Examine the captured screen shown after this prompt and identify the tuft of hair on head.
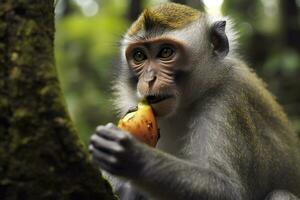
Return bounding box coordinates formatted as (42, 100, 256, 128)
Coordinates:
(127, 3, 202, 36)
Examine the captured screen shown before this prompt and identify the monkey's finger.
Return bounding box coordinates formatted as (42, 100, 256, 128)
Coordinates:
(105, 122, 119, 130)
(89, 145, 121, 175)
(95, 123, 119, 132)
(92, 158, 120, 175)
(89, 144, 118, 165)
(90, 134, 124, 153)
(95, 125, 130, 141)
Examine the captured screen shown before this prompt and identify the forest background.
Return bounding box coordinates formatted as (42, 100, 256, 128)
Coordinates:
(55, 0, 300, 145)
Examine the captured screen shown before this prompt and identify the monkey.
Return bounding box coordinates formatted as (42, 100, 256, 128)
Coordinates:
(89, 3, 300, 200)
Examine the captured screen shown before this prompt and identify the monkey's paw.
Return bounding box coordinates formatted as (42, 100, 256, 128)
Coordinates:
(89, 123, 147, 178)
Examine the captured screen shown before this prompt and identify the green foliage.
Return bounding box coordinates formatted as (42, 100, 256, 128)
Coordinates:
(264, 49, 300, 74)
(55, 1, 128, 144)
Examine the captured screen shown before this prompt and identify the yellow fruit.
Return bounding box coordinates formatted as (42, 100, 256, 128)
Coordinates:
(118, 101, 159, 147)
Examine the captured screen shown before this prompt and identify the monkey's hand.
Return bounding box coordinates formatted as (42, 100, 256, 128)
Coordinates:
(89, 123, 148, 178)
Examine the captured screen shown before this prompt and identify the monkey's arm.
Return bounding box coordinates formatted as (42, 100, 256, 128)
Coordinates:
(89, 123, 245, 200)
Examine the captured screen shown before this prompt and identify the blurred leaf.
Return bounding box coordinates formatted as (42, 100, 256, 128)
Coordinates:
(55, 3, 128, 144)
(264, 49, 300, 74)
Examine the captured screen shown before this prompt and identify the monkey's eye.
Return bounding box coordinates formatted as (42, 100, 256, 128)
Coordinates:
(133, 50, 147, 63)
(158, 47, 174, 59)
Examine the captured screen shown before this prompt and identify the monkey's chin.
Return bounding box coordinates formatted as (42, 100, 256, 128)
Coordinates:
(150, 97, 177, 118)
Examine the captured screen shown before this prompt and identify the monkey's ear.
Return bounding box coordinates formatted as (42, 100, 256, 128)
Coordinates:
(210, 21, 229, 58)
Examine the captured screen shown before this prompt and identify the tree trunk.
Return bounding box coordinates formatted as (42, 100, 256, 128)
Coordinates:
(127, 0, 142, 22)
(171, 0, 204, 12)
(0, 0, 116, 199)
(279, 0, 300, 51)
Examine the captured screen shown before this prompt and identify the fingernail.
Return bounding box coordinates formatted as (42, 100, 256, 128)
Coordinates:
(96, 125, 104, 132)
(88, 144, 93, 152)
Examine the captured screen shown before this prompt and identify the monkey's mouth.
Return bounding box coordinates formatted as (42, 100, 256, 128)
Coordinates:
(146, 94, 173, 104)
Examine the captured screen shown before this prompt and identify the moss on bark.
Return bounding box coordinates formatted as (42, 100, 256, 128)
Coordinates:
(0, 0, 116, 199)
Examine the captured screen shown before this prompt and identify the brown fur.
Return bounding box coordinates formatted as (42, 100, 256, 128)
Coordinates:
(127, 3, 201, 36)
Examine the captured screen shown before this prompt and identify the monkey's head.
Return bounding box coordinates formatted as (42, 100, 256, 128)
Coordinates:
(114, 3, 234, 118)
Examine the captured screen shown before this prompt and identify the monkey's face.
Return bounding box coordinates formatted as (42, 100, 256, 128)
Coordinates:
(117, 3, 231, 118)
(125, 38, 188, 117)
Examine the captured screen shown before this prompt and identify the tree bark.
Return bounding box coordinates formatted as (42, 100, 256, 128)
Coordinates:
(279, 0, 300, 51)
(171, 0, 204, 12)
(171, 0, 187, 4)
(127, 0, 142, 22)
(0, 0, 116, 199)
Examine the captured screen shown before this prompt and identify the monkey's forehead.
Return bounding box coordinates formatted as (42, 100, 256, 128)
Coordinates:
(127, 3, 202, 37)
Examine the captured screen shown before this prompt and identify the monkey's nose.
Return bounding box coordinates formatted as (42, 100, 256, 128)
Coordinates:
(147, 76, 157, 88)
(143, 70, 157, 87)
